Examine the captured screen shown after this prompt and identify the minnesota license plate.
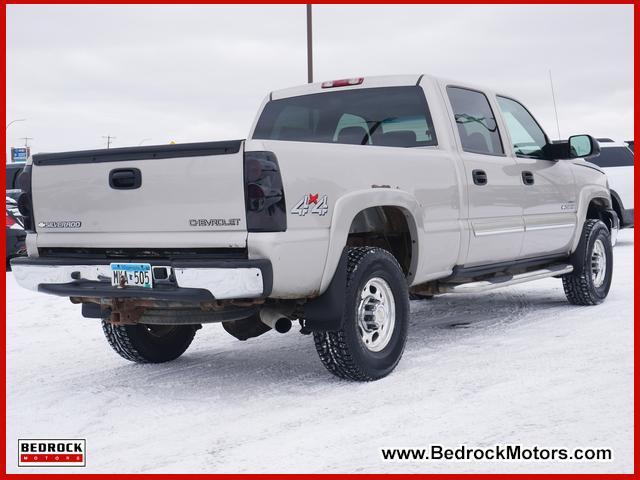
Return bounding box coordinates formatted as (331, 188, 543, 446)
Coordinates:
(110, 263, 153, 288)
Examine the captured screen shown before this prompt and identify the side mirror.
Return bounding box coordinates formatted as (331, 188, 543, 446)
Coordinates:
(568, 135, 600, 159)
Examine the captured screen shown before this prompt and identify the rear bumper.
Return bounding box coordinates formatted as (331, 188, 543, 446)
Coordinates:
(10, 256, 272, 301)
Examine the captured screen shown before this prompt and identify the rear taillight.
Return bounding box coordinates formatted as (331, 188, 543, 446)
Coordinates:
(6, 213, 16, 227)
(16, 165, 34, 231)
(243, 151, 286, 232)
(321, 77, 363, 88)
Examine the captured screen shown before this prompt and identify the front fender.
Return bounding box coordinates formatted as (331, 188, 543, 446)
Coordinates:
(318, 188, 423, 294)
(570, 186, 612, 252)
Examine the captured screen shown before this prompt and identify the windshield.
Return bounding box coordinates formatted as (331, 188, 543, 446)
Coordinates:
(253, 86, 437, 148)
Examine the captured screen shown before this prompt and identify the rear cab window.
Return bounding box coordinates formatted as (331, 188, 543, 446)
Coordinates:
(446, 86, 504, 156)
(253, 86, 437, 148)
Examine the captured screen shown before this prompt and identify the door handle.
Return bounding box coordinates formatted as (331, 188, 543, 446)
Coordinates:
(522, 171, 535, 186)
(109, 168, 142, 190)
(472, 169, 488, 186)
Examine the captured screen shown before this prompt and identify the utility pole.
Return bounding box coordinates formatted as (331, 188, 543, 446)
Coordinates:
(102, 135, 116, 149)
(306, 4, 313, 83)
(20, 137, 33, 147)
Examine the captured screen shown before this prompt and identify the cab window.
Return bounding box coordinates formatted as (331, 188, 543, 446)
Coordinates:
(447, 87, 504, 156)
(253, 86, 438, 148)
(497, 96, 548, 159)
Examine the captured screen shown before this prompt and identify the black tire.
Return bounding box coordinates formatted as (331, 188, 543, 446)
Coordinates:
(102, 322, 197, 363)
(562, 219, 613, 305)
(313, 247, 409, 381)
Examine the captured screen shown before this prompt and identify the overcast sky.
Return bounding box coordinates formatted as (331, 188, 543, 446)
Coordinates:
(6, 4, 634, 157)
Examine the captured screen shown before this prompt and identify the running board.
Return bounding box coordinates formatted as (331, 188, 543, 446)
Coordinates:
(439, 263, 573, 294)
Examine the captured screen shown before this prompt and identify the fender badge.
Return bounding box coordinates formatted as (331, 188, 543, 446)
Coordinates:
(291, 193, 328, 216)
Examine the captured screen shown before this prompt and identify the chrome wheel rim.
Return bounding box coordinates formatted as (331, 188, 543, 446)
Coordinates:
(591, 239, 607, 288)
(356, 277, 395, 352)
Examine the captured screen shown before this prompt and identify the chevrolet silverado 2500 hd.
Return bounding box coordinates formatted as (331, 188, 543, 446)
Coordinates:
(12, 74, 618, 381)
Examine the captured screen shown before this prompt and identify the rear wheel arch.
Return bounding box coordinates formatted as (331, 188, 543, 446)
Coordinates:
(346, 205, 418, 278)
(318, 190, 423, 295)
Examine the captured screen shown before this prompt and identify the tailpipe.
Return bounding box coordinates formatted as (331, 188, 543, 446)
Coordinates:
(259, 308, 292, 334)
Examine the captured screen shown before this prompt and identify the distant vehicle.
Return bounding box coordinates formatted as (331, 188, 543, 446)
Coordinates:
(590, 141, 634, 228)
(6, 163, 25, 190)
(626, 140, 634, 152)
(6, 197, 26, 270)
(6, 163, 25, 203)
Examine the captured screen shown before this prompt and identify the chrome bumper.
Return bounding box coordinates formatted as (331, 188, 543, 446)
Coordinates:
(10, 257, 272, 300)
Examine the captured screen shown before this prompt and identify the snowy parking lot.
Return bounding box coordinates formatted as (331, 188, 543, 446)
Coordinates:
(6, 230, 633, 474)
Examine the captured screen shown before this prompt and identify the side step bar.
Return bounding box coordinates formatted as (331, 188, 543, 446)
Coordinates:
(439, 263, 573, 294)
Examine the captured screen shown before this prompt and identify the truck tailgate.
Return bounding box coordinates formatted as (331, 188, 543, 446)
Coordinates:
(30, 141, 247, 248)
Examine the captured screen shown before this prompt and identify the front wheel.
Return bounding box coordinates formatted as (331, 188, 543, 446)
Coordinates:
(102, 322, 198, 363)
(313, 247, 409, 381)
(562, 219, 613, 305)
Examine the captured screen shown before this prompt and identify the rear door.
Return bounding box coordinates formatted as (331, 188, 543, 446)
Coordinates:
(445, 86, 524, 266)
(496, 96, 577, 257)
(31, 141, 248, 248)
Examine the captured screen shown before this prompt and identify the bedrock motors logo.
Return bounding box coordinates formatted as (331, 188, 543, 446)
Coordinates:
(18, 439, 86, 467)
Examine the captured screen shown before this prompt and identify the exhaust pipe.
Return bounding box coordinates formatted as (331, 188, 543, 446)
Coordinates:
(259, 308, 292, 334)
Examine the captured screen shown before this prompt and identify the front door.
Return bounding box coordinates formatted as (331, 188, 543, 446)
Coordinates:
(496, 96, 577, 258)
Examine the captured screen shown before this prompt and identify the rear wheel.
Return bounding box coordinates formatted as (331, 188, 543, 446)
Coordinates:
(102, 322, 198, 363)
(313, 247, 409, 381)
(562, 219, 613, 305)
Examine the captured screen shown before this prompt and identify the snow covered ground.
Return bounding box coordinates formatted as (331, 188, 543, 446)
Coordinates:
(6, 230, 634, 474)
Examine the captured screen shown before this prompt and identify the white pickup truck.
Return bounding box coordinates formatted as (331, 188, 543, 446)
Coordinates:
(12, 74, 618, 381)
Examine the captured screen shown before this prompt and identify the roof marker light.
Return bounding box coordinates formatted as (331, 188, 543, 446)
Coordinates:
(321, 77, 364, 88)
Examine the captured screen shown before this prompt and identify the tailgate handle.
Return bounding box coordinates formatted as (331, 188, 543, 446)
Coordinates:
(109, 168, 141, 190)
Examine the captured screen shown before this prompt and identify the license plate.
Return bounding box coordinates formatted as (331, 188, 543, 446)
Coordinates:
(110, 263, 153, 288)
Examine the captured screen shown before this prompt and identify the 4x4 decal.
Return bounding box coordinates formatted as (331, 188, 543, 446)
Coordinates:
(291, 193, 328, 216)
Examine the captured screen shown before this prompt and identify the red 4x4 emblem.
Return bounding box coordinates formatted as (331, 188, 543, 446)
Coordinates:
(291, 193, 328, 216)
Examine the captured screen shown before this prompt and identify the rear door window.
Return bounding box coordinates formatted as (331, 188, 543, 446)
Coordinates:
(253, 86, 437, 148)
(447, 87, 504, 156)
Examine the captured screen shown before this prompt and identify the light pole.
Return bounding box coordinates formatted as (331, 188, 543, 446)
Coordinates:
(138, 138, 151, 146)
(6, 118, 26, 131)
(307, 5, 313, 83)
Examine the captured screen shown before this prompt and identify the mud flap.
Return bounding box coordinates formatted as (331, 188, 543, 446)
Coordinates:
(303, 247, 349, 332)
